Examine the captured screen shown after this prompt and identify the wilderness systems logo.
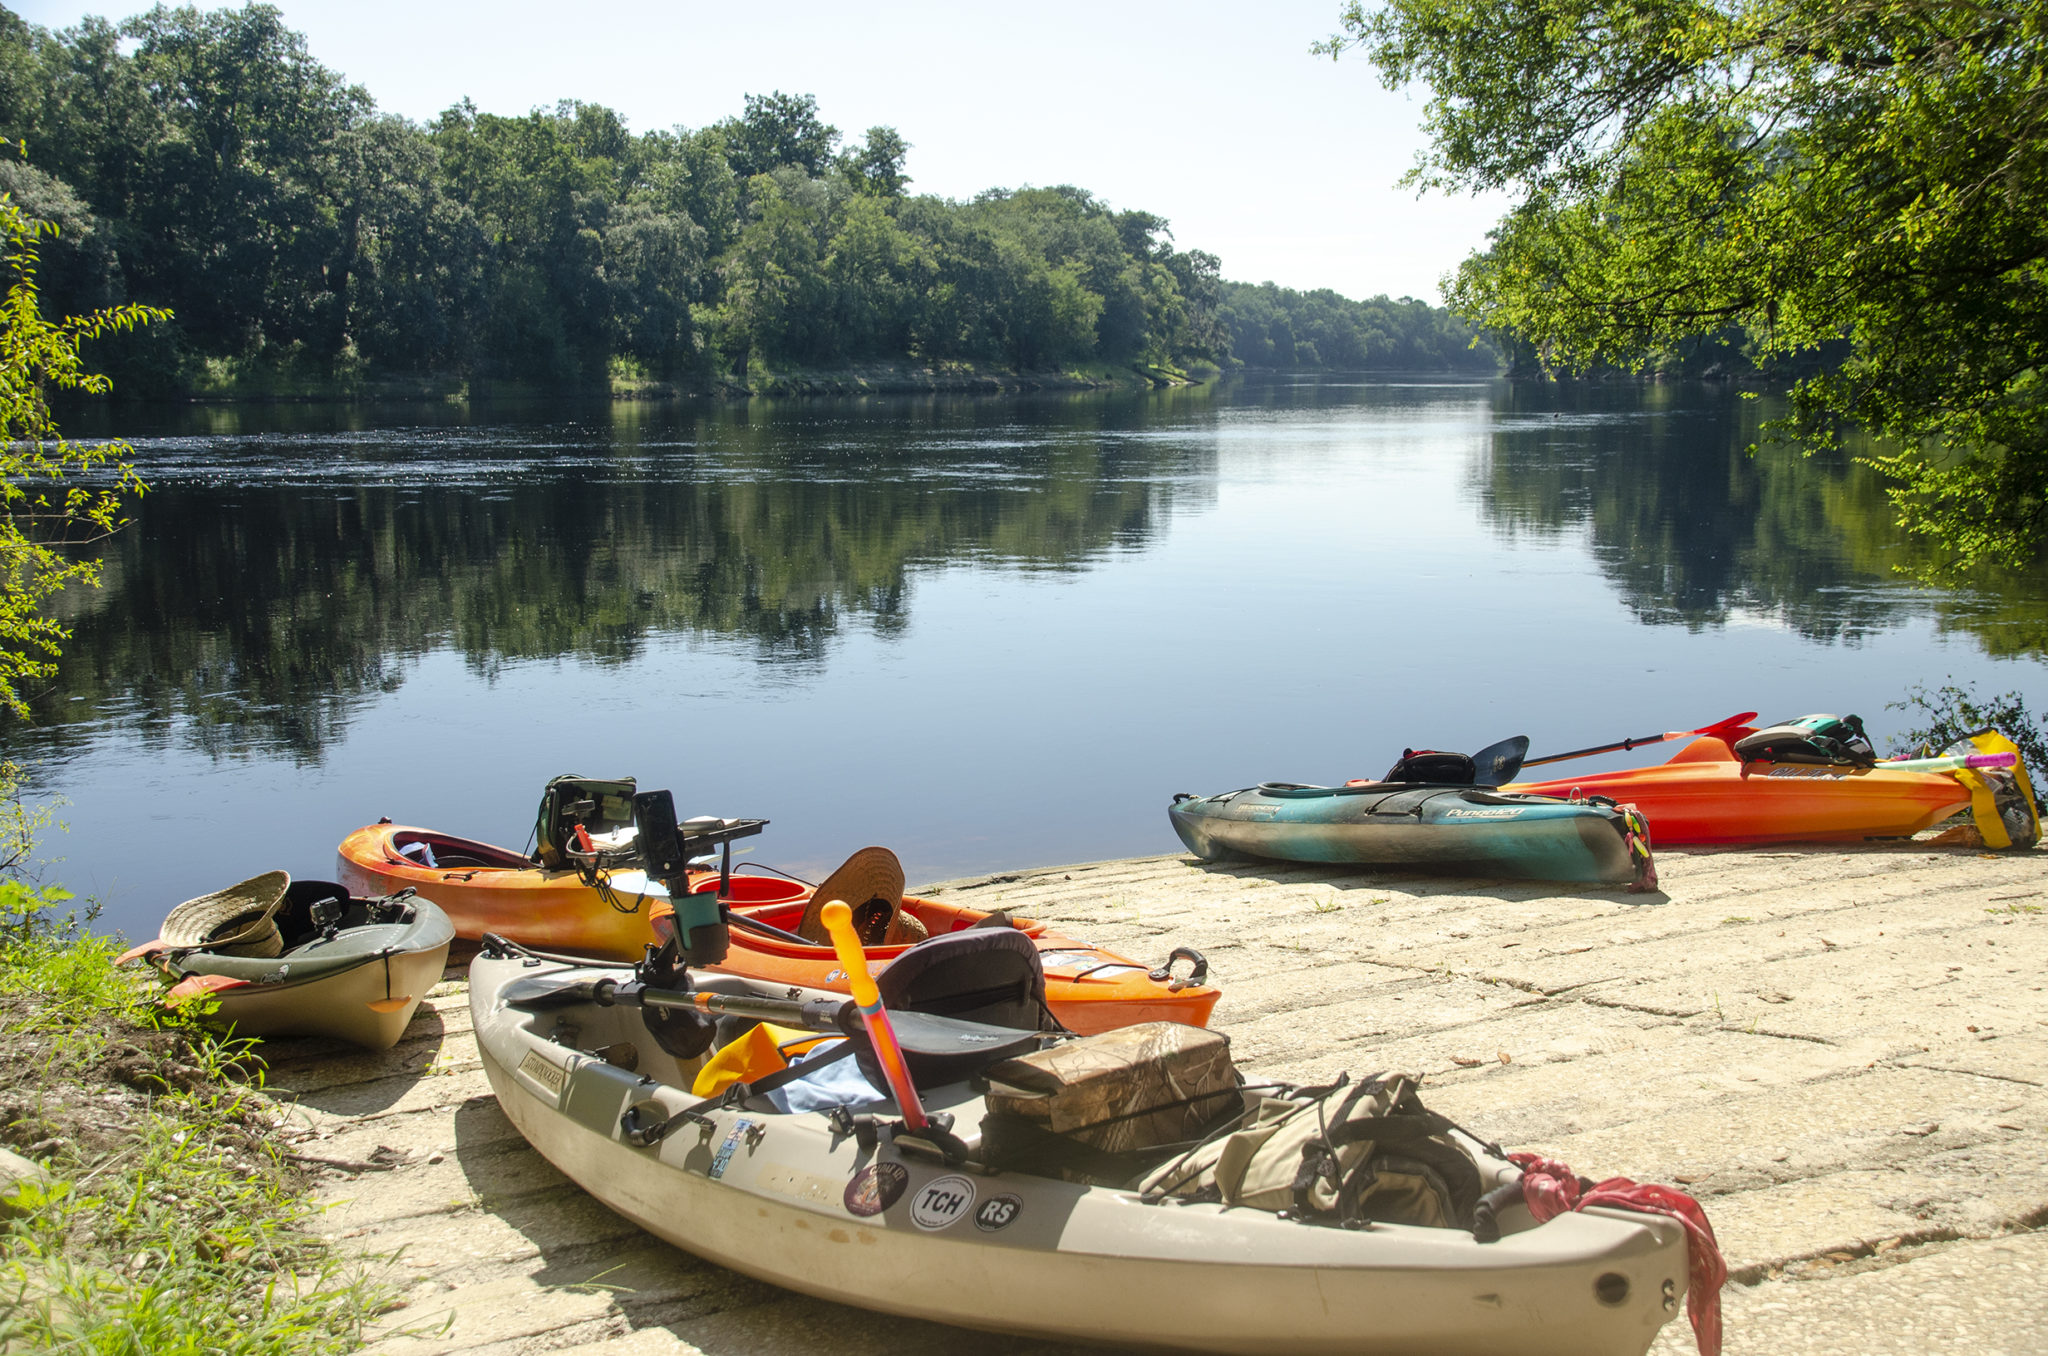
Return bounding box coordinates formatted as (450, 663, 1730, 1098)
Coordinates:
(1443, 808, 1523, 820)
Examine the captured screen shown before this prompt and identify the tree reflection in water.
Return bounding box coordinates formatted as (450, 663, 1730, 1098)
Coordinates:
(28, 389, 1221, 762)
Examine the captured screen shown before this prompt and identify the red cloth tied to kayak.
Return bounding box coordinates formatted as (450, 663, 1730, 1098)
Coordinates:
(1509, 1153, 1726, 1356)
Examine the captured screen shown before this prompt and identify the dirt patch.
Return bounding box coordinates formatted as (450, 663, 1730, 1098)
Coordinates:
(0, 991, 284, 1176)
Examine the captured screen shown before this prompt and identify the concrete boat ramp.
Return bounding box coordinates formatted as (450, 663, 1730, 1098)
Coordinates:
(261, 843, 2048, 1355)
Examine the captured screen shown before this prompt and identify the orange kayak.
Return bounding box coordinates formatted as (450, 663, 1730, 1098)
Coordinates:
(334, 821, 1219, 1032)
(336, 821, 664, 960)
(1507, 730, 1987, 845)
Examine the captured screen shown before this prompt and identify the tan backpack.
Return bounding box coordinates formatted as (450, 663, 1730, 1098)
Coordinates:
(1138, 1073, 1487, 1230)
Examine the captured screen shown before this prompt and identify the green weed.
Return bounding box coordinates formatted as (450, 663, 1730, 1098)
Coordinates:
(0, 888, 395, 1354)
(1985, 902, 2041, 915)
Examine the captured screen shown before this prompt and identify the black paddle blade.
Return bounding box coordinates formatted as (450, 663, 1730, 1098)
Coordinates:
(1471, 735, 1530, 787)
(882, 1009, 1045, 1061)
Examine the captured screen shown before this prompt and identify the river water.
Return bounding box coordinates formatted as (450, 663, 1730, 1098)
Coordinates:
(14, 377, 2046, 939)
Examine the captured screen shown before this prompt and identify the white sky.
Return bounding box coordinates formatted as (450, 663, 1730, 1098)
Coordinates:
(12, 0, 1512, 303)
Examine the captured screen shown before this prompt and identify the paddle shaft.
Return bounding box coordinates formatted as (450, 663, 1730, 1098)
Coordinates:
(571, 977, 849, 1029)
(1878, 751, 2017, 773)
(1522, 712, 1759, 770)
(820, 900, 930, 1132)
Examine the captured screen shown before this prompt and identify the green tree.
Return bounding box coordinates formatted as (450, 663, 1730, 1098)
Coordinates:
(0, 186, 162, 717)
(720, 91, 839, 179)
(1328, 0, 2048, 569)
(842, 125, 911, 197)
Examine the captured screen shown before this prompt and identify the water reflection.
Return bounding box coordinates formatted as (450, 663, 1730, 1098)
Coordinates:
(15, 379, 2047, 777)
(30, 389, 1221, 762)
(1471, 382, 2048, 648)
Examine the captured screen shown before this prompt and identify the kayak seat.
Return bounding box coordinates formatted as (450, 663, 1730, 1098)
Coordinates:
(863, 930, 1066, 1085)
(877, 928, 1062, 1035)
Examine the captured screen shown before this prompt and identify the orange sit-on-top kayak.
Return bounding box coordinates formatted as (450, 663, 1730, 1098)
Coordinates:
(335, 819, 1218, 1033)
(1508, 724, 2038, 847)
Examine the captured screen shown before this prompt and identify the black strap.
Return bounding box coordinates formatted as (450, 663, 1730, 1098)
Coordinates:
(624, 1039, 862, 1147)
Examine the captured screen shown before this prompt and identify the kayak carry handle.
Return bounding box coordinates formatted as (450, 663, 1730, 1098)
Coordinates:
(1149, 946, 1209, 990)
(1470, 1180, 1525, 1243)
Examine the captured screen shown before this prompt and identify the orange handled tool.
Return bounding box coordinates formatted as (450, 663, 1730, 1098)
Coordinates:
(820, 900, 929, 1131)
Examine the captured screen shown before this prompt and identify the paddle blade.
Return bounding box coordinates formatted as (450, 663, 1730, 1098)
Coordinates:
(1471, 736, 1530, 787)
(885, 1009, 1044, 1061)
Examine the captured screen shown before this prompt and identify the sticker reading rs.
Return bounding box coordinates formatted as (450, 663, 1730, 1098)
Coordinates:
(974, 1193, 1023, 1232)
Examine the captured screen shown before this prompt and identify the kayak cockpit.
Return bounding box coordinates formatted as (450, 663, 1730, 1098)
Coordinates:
(384, 829, 535, 872)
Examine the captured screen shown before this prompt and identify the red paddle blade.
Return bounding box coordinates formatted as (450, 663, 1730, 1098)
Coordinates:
(1686, 712, 1758, 740)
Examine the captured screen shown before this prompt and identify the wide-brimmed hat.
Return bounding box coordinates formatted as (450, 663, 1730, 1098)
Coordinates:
(797, 847, 926, 947)
(160, 870, 291, 958)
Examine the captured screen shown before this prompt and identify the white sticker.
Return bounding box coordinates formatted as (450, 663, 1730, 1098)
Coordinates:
(909, 1173, 977, 1231)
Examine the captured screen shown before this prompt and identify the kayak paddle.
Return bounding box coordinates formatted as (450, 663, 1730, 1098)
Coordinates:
(1521, 712, 1759, 771)
(1471, 735, 1531, 786)
(820, 899, 931, 1132)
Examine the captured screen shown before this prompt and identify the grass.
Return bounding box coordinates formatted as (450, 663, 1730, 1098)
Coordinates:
(0, 880, 394, 1354)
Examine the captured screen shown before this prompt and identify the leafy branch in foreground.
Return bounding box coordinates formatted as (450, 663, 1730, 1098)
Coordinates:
(0, 176, 163, 717)
(1322, 0, 2048, 572)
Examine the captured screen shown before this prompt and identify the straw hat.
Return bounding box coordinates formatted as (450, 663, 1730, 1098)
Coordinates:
(798, 847, 927, 947)
(160, 871, 291, 958)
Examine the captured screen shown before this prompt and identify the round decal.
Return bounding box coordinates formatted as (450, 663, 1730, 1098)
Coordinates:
(909, 1173, 978, 1231)
(973, 1192, 1023, 1232)
(843, 1162, 909, 1219)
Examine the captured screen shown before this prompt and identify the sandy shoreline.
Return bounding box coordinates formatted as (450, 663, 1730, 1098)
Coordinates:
(262, 841, 2048, 1354)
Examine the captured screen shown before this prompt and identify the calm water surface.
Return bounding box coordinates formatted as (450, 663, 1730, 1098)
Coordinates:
(16, 377, 2047, 939)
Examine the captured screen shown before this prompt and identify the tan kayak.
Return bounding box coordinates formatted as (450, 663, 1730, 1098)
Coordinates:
(123, 879, 453, 1050)
(470, 947, 1692, 1355)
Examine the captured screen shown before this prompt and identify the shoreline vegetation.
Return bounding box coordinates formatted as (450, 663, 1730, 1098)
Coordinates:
(0, 5, 1499, 410)
(0, 881, 390, 1352)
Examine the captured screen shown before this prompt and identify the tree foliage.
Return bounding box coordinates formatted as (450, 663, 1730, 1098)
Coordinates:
(0, 181, 160, 718)
(0, 3, 1484, 395)
(1217, 280, 1498, 371)
(1328, 0, 2048, 569)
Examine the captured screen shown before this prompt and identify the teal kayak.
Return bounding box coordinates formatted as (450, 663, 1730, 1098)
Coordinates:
(1169, 783, 1656, 889)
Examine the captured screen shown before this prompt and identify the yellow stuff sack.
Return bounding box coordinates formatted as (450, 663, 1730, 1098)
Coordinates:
(690, 1022, 831, 1098)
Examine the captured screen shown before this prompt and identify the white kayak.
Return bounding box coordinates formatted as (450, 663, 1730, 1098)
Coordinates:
(470, 949, 1690, 1356)
(124, 881, 454, 1050)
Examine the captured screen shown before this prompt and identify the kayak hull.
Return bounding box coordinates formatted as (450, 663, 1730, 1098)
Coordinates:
(339, 823, 1218, 1030)
(1170, 785, 1645, 886)
(1510, 735, 1977, 845)
(471, 953, 1688, 1356)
